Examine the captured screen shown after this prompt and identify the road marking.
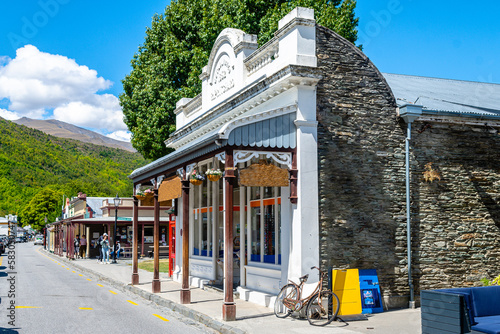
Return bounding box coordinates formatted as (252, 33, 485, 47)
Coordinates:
(72, 271, 76, 273)
(109, 290, 117, 295)
(86, 278, 92, 281)
(0, 256, 3, 266)
(79, 274, 83, 276)
(16, 306, 41, 309)
(79, 307, 93, 310)
(153, 314, 169, 322)
(127, 300, 138, 305)
(97, 284, 103, 287)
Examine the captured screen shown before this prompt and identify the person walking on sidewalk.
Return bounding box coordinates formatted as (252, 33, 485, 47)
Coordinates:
(101, 233, 110, 264)
(96, 234, 103, 263)
(79, 235, 87, 259)
(73, 235, 80, 259)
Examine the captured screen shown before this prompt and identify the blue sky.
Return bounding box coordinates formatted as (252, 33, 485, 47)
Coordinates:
(0, 1, 498, 141)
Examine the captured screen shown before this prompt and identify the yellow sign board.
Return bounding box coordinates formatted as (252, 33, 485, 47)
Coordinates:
(331, 268, 362, 315)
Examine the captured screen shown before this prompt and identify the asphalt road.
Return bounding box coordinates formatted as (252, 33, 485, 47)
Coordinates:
(0, 242, 214, 334)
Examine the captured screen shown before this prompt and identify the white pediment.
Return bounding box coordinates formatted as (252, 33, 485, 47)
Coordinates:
(200, 28, 258, 111)
(209, 53, 235, 101)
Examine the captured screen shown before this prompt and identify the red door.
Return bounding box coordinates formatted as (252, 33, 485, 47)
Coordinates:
(169, 214, 176, 277)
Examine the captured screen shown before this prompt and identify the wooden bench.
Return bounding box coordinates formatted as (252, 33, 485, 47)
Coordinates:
(148, 245, 169, 258)
(121, 246, 132, 258)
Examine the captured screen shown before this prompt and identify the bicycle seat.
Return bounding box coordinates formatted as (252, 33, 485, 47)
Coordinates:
(299, 274, 309, 283)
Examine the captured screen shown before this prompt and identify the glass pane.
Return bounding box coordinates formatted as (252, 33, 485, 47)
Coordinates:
(193, 183, 200, 208)
(218, 210, 224, 258)
(201, 212, 208, 256)
(193, 212, 199, 256)
(250, 206, 261, 262)
(263, 204, 275, 264)
(219, 179, 224, 204)
(263, 187, 273, 199)
(234, 187, 240, 204)
(208, 210, 213, 257)
(201, 165, 208, 207)
(251, 187, 260, 200)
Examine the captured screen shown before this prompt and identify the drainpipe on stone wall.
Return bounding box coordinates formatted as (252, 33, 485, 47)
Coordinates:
(399, 104, 422, 309)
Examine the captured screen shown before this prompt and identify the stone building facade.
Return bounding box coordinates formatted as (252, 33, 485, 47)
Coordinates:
(314, 22, 500, 308)
(129, 6, 500, 313)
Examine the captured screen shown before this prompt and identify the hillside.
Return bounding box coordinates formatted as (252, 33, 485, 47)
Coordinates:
(0, 118, 148, 222)
(13, 117, 136, 152)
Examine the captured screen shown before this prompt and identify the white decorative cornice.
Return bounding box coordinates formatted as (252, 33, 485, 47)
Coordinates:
(174, 95, 202, 117)
(165, 67, 321, 150)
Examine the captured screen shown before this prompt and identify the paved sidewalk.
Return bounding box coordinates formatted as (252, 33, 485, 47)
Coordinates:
(43, 250, 421, 334)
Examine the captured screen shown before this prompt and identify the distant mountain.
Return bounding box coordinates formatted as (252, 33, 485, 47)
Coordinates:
(13, 117, 136, 152)
(0, 117, 148, 218)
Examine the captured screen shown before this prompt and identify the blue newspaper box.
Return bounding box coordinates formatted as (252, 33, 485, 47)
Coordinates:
(358, 269, 383, 314)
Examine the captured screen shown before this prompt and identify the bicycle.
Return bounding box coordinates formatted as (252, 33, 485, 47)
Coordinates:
(274, 266, 340, 326)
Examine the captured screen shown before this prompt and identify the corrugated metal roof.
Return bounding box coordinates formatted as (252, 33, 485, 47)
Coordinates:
(383, 73, 500, 117)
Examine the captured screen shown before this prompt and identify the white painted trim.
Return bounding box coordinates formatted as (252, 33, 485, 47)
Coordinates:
(294, 119, 318, 128)
(215, 152, 226, 164)
(234, 151, 292, 169)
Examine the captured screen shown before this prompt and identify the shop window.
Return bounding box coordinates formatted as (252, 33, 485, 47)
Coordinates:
(192, 161, 217, 258)
(249, 186, 281, 265)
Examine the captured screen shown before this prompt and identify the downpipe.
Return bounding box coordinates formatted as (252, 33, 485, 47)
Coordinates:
(406, 122, 415, 309)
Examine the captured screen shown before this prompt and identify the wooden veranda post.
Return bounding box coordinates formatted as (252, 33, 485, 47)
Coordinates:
(132, 195, 139, 285)
(223, 149, 236, 321)
(152, 187, 161, 293)
(180, 174, 191, 304)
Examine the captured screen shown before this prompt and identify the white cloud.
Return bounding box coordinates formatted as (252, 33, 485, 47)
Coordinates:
(107, 130, 132, 142)
(0, 56, 10, 67)
(0, 108, 19, 120)
(53, 94, 127, 132)
(0, 45, 127, 133)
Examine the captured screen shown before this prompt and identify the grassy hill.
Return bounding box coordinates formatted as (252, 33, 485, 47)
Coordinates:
(0, 118, 149, 228)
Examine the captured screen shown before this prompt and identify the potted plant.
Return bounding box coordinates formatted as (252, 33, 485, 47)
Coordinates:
(136, 187, 154, 200)
(190, 170, 205, 186)
(205, 168, 223, 182)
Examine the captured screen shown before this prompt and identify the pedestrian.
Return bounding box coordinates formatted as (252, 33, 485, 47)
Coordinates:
(110, 240, 122, 260)
(79, 235, 87, 259)
(101, 233, 110, 264)
(96, 234, 103, 263)
(73, 234, 80, 259)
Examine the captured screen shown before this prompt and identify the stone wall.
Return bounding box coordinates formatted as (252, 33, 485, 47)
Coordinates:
(315, 24, 500, 309)
(412, 120, 500, 292)
(315, 25, 407, 307)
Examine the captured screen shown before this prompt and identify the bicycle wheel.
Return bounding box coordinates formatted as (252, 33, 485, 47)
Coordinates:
(306, 290, 340, 326)
(274, 283, 299, 318)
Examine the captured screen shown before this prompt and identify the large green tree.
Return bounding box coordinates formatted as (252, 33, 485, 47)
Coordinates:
(120, 0, 359, 160)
